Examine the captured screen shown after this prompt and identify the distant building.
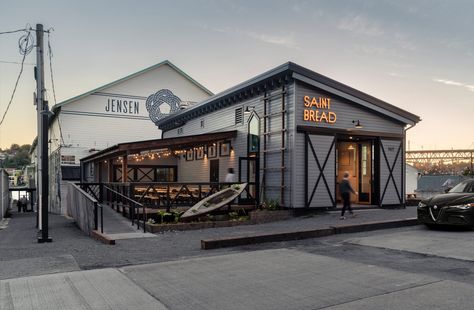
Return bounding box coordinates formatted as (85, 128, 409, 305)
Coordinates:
(415, 175, 468, 199)
(31, 60, 212, 214)
(405, 164, 420, 196)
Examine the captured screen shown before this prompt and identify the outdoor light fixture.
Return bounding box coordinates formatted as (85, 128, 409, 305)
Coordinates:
(348, 144, 355, 151)
(244, 106, 255, 114)
(352, 120, 363, 129)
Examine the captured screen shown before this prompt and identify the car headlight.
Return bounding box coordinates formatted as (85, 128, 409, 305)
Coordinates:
(450, 203, 474, 210)
(418, 202, 427, 208)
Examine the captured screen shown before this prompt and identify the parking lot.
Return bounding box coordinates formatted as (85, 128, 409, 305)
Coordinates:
(2, 222, 473, 309)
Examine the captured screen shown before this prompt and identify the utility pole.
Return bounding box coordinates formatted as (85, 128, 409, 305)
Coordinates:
(35, 23, 52, 243)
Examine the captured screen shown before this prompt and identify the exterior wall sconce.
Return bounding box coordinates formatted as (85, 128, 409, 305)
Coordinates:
(352, 120, 363, 129)
(244, 106, 255, 114)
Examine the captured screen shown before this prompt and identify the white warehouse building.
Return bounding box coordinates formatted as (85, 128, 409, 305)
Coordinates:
(31, 60, 212, 214)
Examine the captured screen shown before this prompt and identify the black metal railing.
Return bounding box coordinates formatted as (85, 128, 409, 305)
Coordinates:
(102, 184, 146, 233)
(78, 181, 256, 232)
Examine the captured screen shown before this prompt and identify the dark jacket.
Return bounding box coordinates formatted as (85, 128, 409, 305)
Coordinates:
(339, 178, 355, 195)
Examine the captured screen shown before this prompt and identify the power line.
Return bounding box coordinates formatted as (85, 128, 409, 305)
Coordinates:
(0, 60, 35, 65)
(0, 31, 32, 127)
(47, 30, 65, 146)
(0, 28, 27, 35)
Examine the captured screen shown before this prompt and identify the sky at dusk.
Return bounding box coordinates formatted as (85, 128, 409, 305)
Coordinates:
(0, 0, 473, 150)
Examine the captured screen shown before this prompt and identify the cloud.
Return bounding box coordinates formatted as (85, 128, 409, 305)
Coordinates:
(388, 72, 406, 78)
(337, 14, 384, 36)
(201, 25, 300, 49)
(433, 78, 474, 92)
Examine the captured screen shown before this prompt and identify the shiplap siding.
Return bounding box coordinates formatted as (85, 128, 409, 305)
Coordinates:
(163, 84, 295, 207)
(380, 139, 403, 206)
(295, 82, 405, 134)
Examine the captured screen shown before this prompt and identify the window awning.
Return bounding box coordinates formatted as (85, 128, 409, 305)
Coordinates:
(81, 130, 237, 163)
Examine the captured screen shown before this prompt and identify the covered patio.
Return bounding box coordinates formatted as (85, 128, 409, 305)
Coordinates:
(79, 130, 257, 215)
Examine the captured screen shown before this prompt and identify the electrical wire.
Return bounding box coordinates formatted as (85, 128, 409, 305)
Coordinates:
(0, 29, 27, 35)
(47, 29, 65, 146)
(0, 30, 32, 128)
(0, 60, 35, 65)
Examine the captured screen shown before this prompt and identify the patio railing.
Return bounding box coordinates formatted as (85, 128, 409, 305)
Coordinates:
(78, 181, 256, 232)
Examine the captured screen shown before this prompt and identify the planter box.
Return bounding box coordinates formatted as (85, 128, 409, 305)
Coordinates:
(145, 219, 253, 233)
(249, 210, 292, 223)
(144, 209, 294, 233)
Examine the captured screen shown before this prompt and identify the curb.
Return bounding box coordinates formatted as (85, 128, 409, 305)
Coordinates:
(91, 230, 116, 245)
(201, 218, 419, 250)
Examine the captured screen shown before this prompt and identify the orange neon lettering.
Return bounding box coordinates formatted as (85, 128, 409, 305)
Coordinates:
(320, 98, 327, 109)
(304, 96, 311, 107)
(328, 112, 337, 123)
(320, 111, 328, 123)
(303, 109, 310, 120)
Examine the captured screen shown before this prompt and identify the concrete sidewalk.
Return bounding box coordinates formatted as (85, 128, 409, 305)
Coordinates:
(2, 248, 473, 310)
(0, 207, 418, 279)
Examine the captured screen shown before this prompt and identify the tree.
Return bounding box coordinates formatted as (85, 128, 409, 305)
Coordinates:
(0, 144, 31, 169)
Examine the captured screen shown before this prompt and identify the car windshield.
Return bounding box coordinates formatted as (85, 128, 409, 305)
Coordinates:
(449, 181, 473, 193)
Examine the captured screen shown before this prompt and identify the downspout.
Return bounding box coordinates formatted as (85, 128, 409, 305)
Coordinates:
(403, 123, 417, 206)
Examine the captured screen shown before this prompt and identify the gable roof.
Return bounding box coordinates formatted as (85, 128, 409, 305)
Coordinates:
(51, 60, 213, 112)
(157, 62, 421, 131)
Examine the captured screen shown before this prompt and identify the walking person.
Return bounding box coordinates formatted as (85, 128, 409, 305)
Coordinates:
(225, 167, 236, 183)
(340, 171, 358, 220)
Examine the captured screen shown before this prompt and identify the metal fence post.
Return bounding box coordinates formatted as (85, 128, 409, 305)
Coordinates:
(94, 202, 98, 231)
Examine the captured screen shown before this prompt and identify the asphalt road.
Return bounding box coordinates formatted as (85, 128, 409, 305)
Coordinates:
(1, 217, 473, 309)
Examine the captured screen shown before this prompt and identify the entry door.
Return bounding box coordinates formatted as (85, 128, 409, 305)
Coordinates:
(337, 142, 358, 203)
(238, 157, 259, 205)
(358, 141, 372, 204)
(305, 133, 336, 208)
(210, 159, 219, 183)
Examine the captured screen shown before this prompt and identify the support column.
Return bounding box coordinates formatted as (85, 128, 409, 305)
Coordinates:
(122, 156, 128, 182)
(107, 160, 113, 182)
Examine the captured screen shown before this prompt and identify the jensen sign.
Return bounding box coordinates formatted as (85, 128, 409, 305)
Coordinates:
(105, 98, 140, 114)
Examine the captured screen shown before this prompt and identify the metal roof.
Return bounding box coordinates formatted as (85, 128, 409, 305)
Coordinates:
(157, 62, 421, 131)
(81, 130, 237, 163)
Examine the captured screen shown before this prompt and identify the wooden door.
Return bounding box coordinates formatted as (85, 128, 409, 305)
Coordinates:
(210, 159, 219, 183)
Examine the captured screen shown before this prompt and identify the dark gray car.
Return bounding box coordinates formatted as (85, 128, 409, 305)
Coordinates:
(417, 179, 474, 228)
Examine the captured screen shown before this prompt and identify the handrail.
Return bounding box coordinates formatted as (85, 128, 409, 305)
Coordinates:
(102, 184, 146, 232)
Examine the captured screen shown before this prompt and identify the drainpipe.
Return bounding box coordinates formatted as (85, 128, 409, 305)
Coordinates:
(404, 123, 417, 206)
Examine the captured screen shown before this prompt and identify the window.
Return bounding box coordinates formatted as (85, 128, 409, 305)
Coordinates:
(61, 155, 76, 165)
(235, 107, 243, 125)
(248, 114, 260, 154)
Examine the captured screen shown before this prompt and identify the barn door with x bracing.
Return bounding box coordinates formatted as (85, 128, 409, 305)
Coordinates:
(305, 133, 336, 208)
(379, 139, 403, 206)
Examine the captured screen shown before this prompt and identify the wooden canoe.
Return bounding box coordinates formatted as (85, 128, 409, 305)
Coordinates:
(181, 183, 248, 220)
